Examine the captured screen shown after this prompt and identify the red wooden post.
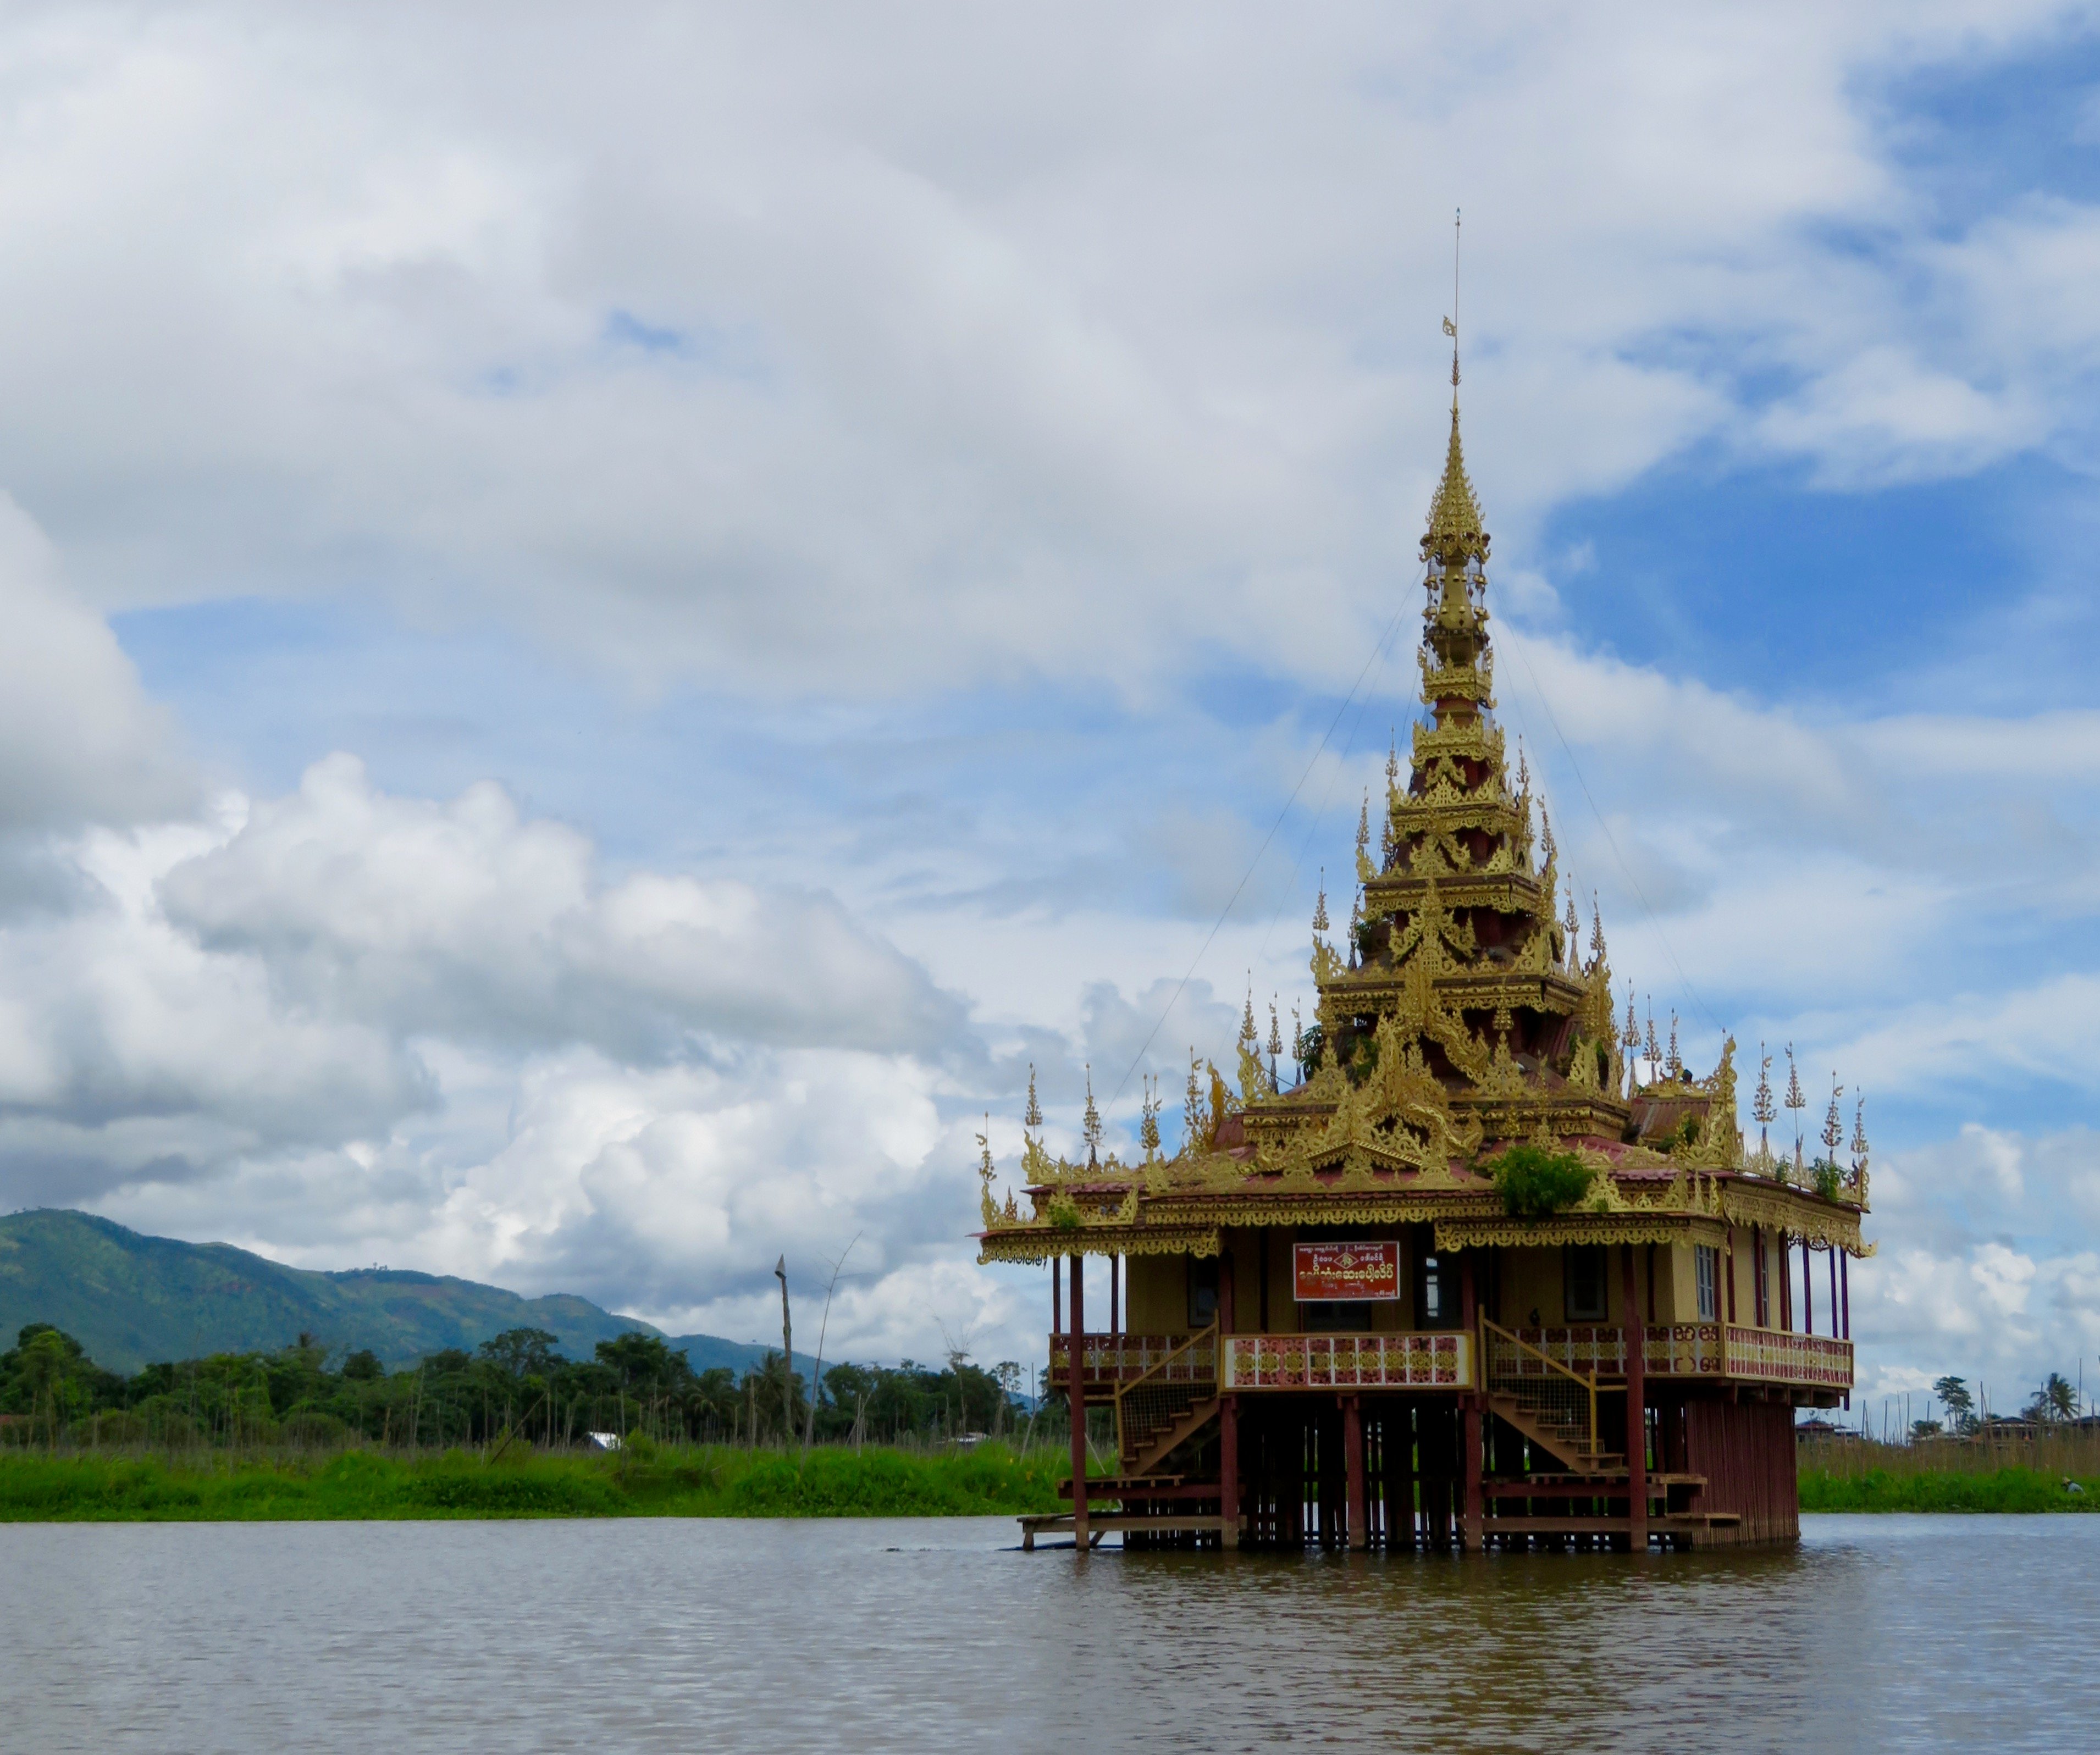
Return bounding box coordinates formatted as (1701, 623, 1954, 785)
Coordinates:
(1342, 1394, 1367, 1551)
(1780, 1233, 1793, 1331)
(1220, 1393, 1241, 1549)
(1802, 1239, 1814, 1335)
(1110, 1254, 1121, 1364)
(1460, 1250, 1482, 1549)
(1827, 1248, 1838, 1336)
(1068, 1252, 1088, 1552)
(1052, 1256, 1062, 1339)
(1622, 1244, 1647, 1553)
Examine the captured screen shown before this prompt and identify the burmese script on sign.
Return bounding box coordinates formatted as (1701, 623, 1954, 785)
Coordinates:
(1294, 1243, 1401, 1303)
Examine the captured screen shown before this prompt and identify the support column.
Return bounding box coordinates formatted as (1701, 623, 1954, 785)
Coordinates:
(1460, 1250, 1483, 1550)
(1220, 1393, 1241, 1549)
(1068, 1252, 1087, 1553)
(1622, 1244, 1647, 1553)
(1219, 1245, 1236, 1336)
(1840, 1252, 1851, 1339)
(1342, 1394, 1367, 1551)
(1110, 1254, 1121, 1358)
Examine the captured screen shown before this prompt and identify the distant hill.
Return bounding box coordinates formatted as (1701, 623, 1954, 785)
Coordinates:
(0, 1210, 778, 1378)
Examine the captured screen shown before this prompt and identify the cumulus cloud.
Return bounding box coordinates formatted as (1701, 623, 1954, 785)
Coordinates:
(0, 495, 189, 843)
(158, 754, 966, 1060)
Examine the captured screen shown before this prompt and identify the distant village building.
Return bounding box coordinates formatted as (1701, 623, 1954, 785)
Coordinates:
(979, 340, 1869, 1554)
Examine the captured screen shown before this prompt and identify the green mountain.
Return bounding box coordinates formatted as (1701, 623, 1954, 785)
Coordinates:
(0, 1209, 777, 1378)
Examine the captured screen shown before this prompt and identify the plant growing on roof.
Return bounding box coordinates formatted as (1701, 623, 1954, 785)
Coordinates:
(1486, 1143, 1595, 1218)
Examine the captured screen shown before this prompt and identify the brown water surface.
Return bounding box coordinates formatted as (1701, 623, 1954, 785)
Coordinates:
(3, 1514, 2092, 1751)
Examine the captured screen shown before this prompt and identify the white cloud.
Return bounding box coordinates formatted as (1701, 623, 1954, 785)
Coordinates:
(0, 2, 2087, 701)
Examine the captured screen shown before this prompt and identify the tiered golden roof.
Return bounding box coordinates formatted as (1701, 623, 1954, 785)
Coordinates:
(977, 361, 1869, 1265)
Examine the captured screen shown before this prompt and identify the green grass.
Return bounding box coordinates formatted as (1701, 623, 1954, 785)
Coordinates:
(1800, 1465, 2099, 1513)
(0, 1442, 1068, 1522)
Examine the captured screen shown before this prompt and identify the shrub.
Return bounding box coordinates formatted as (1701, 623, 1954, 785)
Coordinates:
(1488, 1144, 1595, 1217)
(280, 1411, 353, 1447)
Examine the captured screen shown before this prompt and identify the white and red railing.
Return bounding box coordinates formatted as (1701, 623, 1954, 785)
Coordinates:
(1051, 1324, 1850, 1392)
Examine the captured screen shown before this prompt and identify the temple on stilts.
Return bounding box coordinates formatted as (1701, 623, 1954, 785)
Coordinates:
(976, 330, 1871, 1555)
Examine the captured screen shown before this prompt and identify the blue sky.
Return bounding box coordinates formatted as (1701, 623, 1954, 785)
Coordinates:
(0, 2, 2097, 1409)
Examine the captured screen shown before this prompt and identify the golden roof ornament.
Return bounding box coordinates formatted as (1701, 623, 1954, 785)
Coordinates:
(1024, 1064, 1043, 1142)
(1753, 1044, 1776, 1161)
(1182, 1049, 1203, 1148)
(1311, 869, 1329, 934)
(1562, 888, 1580, 970)
(1643, 1004, 1661, 1075)
(1139, 1076, 1162, 1162)
(1667, 1012, 1682, 1079)
(1850, 1095, 1870, 1172)
(1784, 1045, 1806, 1179)
(1822, 1077, 1844, 1164)
(1081, 1065, 1103, 1167)
(1589, 895, 1606, 973)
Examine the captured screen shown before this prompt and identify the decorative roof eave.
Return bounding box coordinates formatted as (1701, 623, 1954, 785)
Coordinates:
(1436, 1213, 1730, 1252)
(976, 1225, 1219, 1264)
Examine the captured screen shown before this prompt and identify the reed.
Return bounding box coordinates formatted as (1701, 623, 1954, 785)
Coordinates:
(0, 1440, 1068, 1522)
(1800, 1430, 2100, 1512)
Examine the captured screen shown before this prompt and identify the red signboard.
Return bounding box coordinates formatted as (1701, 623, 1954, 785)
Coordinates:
(1294, 1242, 1401, 1302)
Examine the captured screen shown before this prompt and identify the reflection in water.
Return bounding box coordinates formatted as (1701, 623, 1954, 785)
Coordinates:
(3, 1514, 2093, 1752)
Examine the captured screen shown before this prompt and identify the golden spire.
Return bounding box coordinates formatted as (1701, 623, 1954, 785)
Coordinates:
(1081, 1064, 1103, 1166)
(1423, 214, 1488, 568)
(1312, 868, 1329, 934)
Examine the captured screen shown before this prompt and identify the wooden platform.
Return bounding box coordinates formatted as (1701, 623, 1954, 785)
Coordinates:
(1019, 1513, 1231, 1551)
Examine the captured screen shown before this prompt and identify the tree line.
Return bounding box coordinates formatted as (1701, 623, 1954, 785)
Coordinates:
(1910, 1371, 2085, 1438)
(0, 1324, 1031, 1451)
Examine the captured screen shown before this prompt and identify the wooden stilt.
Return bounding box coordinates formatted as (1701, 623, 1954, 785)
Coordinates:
(1460, 1250, 1483, 1549)
(1068, 1252, 1087, 1553)
(1623, 1244, 1647, 1553)
(1220, 1393, 1241, 1549)
(1342, 1394, 1367, 1551)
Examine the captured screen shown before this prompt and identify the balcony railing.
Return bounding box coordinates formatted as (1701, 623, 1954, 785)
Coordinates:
(1048, 1333, 1214, 1386)
(1723, 1326, 1854, 1388)
(1221, 1332, 1471, 1391)
(1047, 1324, 1851, 1392)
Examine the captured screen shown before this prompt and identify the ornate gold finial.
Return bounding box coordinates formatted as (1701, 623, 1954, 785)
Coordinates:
(1183, 1049, 1203, 1151)
(1139, 1076, 1162, 1162)
(1347, 890, 1363, 967)
(1643, 1002, 1661, 1076)
(1589, 893, 1605, 968)
(1267, 999, 1283, 1072)
(1622, 984, 1640, 1051)
(1081, 1064, 1103, 1167)
(1312, 868, 1330, 934)
(1355, 791, 1374, 883)
(1822, 1076, 1844, 1168)
(1239, 981, 1258, 1055)
(1784, 1046, 1806, 1180)
(977, 1118, 998, 1227)
(1024, 1064, 1043, 1142)
(1562, 887, 1580, 970)
(1753, 1044, 1776, 1163)
(1667, 1011, 1682, 1079)
(1291, 1001, 1303, 1069)
(1850, 1094, 1869, 1173)
(1516, 738, 1530, 799)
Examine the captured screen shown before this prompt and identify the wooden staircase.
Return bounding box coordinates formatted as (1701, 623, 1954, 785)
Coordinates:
(1481, 1319, 1623, 1478)
(1113, 1325, 1219, 1476)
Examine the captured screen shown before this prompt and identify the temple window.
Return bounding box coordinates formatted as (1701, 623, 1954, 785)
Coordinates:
(1565, 1244, 1607, 1322)
(1695, 1245, 1719, 1322)
(1187, 1256, 1219, 1328)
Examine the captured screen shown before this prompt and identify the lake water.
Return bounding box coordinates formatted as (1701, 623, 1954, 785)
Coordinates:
(3, 1514, 2094, 1752)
